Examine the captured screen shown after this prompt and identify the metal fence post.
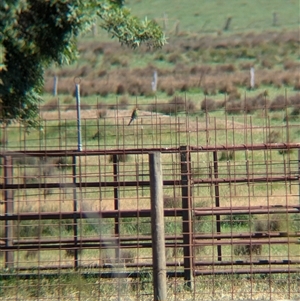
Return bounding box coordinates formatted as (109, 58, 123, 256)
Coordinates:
(213, 151, 222, 261)
(113, 154, 120, 260)
(180, 146, 194, 290)
(72, 155, 78, 268)
(149, 152, 167, 301)
(4, 156, 14, 268)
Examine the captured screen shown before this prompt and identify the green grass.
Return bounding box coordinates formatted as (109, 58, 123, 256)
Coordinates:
(126, 0, 299, 34)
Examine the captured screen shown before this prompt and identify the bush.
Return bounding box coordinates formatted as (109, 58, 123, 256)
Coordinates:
(266, 130, 281, 143)
(119, 96, 129, 109)
(222, 214, 251, 227)
(254, 214, 284, 232)
(225, 100, 242, 114)
(116, 84, 126, 95)
(269, 95, 288, 111)
(41, 98, 59, 111)
(98, 109, 107, 119)
(289, 93, 300, 106)
(200, 98, 216, 112)
(219, 150, 235, 161)
(234, 244, 262, 256)
(108, 154, 130, 163)
(163, 195, 181, 208)
(154, 96, 196, 115)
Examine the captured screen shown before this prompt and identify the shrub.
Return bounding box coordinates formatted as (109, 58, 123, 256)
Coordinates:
(228, 91, 241, 101)
(234, 244, 262, 256)
(254, 214, 284, 232)
(289, 93, 300, 106)
(65, 249, 83, 258)
(108, 154, 130, 163)
(200, 98, 216, 112)
(53, 157, 73, 171)
(119, 96, 129, 109)
(163, 96, 196, 115)
(222, 214, 250, 227)
(284, 106, 300, 121)
(219, 150, 235, 161)
(96, 102, 106, 110)
(266, 130, 281, 143)
(225, 100, 242, 114)
(217, 64, 236, 73)
(167, 52, 182, 64)
(269, 95, 288, 111)
(119, 249, 135, 264)
(261, 58, 274, 69)
(63, 95, 73, 104)
(25, 250, 38, 260)
(98, 109, 107, 119)
(293, 80, 300, 91)
(98, 85, 110, 97)
(116, 84, 126, 95)
(41, 98, 59, 111)
(80, 102, 92, 110)
(163, 195, 181, 208)
(283, 60, 299, 70)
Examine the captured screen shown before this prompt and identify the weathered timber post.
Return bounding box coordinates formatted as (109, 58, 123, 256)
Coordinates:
(149, 152, 167, 301)
(223, 16, 232, 31)
(250, 67, 255, 89)
(180, 146, 194, 290)
(4, 156, 14, 268)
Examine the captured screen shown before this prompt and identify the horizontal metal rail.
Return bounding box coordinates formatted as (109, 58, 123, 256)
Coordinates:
(5, 231, 299, 246)
(1, 238, 298, 252)
(0, 267, 299, 281)
(10, 259, 300, 271)
(1, 205, 298, 221)
(0, 175, 298, 190)
(0, 142, 299, 157)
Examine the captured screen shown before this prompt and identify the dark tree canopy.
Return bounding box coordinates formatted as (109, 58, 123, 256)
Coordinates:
(0, 0, 166, 127)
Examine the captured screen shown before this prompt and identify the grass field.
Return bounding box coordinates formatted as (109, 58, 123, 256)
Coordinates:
(1, 1, 300, 300)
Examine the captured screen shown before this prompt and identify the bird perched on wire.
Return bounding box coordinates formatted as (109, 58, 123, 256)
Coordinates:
(128, 108, 138, 125)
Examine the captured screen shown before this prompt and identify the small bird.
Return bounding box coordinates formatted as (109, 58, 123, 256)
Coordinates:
(128, 108, 138, 126)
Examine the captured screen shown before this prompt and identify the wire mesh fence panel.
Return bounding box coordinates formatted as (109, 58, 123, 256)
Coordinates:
(0, 93, 299, 300)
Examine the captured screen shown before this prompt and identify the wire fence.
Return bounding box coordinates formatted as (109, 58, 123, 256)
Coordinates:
(0, 94, 299, 300)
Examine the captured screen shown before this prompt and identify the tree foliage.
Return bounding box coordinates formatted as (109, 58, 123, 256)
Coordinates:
(0, 0, 166, 127)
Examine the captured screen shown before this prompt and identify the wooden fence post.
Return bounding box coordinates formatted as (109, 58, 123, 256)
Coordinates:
(149, 152, 167, 301)
(250, 67, 255, 89)
(4, 156, 14, 268)
(223, 16, 232, 31)
(180, 146, 194, 290)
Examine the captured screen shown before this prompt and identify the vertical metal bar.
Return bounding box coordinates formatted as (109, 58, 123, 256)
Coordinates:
(4, 156, 14, 268)
(75, 80, 82, 152)
(298, 149, 300, 205)
(213, 151, 222, 261)
(149, 152, 167, 301)
(113, 154, 120, 260)
(180, 145, 194, 289)
(53, 75, 58, 96)
(72, 155, 78, 268)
